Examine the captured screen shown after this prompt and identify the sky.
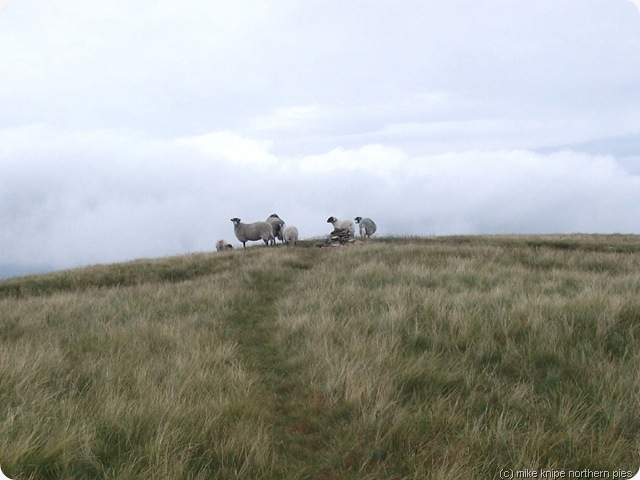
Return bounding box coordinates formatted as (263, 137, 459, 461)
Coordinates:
(1, 0, 640, 278)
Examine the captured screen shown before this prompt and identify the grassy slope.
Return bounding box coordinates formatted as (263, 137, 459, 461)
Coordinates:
(0, 235, 639, 479)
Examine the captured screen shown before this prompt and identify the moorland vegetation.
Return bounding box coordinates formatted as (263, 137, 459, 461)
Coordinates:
(0, 235, 638, 479)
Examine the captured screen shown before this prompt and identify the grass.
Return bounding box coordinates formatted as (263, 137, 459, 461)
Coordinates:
(0, 235, 638, 479)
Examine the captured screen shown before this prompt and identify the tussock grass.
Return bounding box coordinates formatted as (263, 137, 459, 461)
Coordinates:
(1, 236, 639, 479)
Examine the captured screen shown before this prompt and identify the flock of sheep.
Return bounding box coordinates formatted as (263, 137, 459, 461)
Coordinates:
(215, 214, 377, 251)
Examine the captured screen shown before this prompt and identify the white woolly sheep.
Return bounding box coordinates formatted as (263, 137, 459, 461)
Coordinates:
(266, 213, 285, 245)
(354, 217, 377, 239)
(215, 239, 233, 251)
(326, 216, 354, 237)
(282, 225, 299, 246)
(230, 218, 274, 248)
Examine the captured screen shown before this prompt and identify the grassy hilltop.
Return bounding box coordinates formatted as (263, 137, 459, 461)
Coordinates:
(0, 235, 639, 479)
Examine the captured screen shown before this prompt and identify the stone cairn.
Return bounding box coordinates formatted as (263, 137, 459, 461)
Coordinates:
(315, 228, 363, 248)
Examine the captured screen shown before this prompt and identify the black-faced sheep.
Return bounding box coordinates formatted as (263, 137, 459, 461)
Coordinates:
(215, 239, 234, 251)
(230, 218, 274, 248)
(327, 216, 355, 238)
(354, 217, 377, 239)
(266, 213, 285, 245)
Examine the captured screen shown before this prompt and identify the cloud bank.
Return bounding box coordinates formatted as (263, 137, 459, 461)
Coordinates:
(2, 125, 639, 276)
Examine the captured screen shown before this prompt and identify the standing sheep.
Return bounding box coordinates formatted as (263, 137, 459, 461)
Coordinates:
(354, 217, 377, 239)
(327, 216, 355, 238)
(230, 218, 274, 248)
(282, 225, 299, 246)
(215, 239, 233, 251)
(266, 213, 285, 245)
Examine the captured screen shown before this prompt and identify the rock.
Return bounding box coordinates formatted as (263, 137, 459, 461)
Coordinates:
(315, 227, 358, 248)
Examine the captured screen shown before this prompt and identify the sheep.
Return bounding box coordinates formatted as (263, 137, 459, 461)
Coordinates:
(266, 213, 285, 245)
(215, 239, 234, 251)
(354, 217, 377, 239)
(282, 225, 299, 246)
(326, 216, 354, 238)
(230, 218, 274, 248)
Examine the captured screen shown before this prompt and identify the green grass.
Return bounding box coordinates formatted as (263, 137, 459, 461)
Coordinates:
(0, 235, 639, 479)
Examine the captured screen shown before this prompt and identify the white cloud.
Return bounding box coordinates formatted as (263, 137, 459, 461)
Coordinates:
(250, 106, 322, 131)
(2, 124, 640, 275)
(299, 144, 406, 175)
(176, 131, 278, 167)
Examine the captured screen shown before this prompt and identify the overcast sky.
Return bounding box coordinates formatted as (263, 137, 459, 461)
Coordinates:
(2, 0, 640, 278)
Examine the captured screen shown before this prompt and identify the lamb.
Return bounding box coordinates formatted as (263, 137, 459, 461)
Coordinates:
(327, 216, 355, 238)
(354, 217, 377, 239)
(282, 225, 299, 246)
(266, 213, 285, 245)
(215, 239, 233, 251)
(230, 218, 274, 248)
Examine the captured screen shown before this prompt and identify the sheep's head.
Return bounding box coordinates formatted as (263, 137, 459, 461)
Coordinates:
(230, 218, 241, 226)
(327, 216, 337, 224)
(269, 213, 281, 219)
(354, 216, 362, 223)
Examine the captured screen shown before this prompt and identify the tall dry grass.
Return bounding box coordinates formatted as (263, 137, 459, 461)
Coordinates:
(0, 236, 638, 479)
(1, 251, 279, 479)
(274, 236, 640, 477)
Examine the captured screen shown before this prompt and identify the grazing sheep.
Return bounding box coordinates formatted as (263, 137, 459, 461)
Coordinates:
(282, 225, 299, 246)
(230, 218, 274, 248)
(327, 216, 354, 238)
(354, 217, 377, 239)
(266, 213, 285, 245)
(215, 239, 233, 251)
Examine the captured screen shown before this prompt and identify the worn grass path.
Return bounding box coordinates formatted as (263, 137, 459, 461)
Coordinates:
(0, 246, 354, 479)
(223, 248, 352, 479)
